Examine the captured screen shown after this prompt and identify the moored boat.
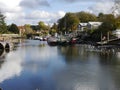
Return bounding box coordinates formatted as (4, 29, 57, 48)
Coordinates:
(47, 36, 58, 46)
(57, 35, 69, 46)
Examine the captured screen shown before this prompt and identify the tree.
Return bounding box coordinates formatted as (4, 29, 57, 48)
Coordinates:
(57, 17, 65, 33)
(38, 21, 48, 30)
(98, 12, 105, 21)
(24, 24, 33, 34)
(76, 11, 97, 22)
(0, 12, 8, 33)
(58, 13, 79, 33)
(8, 23, 19, 34)
(115, 15, 120, 29)
(51, 23, 58, 30)
(98, 14, 116, 34)
(65, 13, 79, 31)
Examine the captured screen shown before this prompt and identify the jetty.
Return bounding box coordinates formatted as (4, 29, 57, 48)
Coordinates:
(97, 38, 120, 45)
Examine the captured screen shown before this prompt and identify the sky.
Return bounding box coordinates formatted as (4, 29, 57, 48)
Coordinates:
(0, 0, 115, 26)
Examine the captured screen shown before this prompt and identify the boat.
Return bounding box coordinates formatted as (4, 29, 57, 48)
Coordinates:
(47, 36, 58, 46)
(57, 35, 69, 46)
(69, 37, 77, 45)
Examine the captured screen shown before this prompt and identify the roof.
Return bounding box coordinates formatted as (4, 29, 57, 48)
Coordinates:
(79, 23, 87, 26)
(88, 22, 102, 26)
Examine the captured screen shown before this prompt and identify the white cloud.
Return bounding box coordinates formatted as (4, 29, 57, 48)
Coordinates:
(0, 0, 65, 25)
(24, 10, 65, 25)
(0, 0, 24, 25)
(87, 0, 114, 15)
(0, 0, 118, 25)
(20, 0, 50, 9)
(0, 51, 23, 83)
(0, 0, 22, 13)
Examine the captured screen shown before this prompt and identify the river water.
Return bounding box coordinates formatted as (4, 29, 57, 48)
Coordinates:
(0, 40, 120, 90)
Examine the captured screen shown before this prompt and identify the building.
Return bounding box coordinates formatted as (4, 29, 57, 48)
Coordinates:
(78, 22, 102, 31)
(87, 22, 102, 30)
(78, 23, 88, 31)
(18, 26, 26, 36)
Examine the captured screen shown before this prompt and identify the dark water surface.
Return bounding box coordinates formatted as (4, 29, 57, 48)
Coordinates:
(0, 40, 120, 90)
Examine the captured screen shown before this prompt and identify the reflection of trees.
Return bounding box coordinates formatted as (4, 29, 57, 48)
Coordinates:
(98, 51, 120, 89)
(99, 52, 120, 65)
(58, 46, 81, 62)
(57, 45, 93, 62)
(57, 45, 120, 89)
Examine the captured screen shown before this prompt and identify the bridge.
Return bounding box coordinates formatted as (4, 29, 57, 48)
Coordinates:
(0, 41, 10, 50)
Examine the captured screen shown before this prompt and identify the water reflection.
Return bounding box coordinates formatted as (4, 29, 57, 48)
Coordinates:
(0, 50, 23, 83)
(56, 45, 120, 90)
(0, 40, 120, 90)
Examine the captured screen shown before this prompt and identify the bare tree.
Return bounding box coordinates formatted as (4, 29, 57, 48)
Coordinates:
(112, 0, 120, 17)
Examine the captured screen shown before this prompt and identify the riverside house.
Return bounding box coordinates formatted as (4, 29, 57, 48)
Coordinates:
(78, 23, 88, 31)
(18, 26, 26, 36)
(78, 22, 102, 31)
(87, 22, 102, 30)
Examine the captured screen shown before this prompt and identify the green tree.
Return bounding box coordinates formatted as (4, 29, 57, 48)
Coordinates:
(115, 15, 120, 29)
(76, 11, 97, 22)
(0, 12, 8, 33)
(49, 29, 57, 36)
(65, 13, 79, 31)
(51, 23, 58, 32)
(58, 13, 79, 33)
(24, 24, 33, 34)
(8, 23, 19, 34)
(57, 17, 65, 33)
(98, 14, 116, 34)
(38, 21, 48, 30)
(31, 25, 39, 31)
(98, 12, 105, 22)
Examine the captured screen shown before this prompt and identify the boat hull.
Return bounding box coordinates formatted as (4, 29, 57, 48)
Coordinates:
(47, 37, 58, 46)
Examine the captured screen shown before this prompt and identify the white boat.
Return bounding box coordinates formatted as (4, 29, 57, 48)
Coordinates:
(47, 36, 58, 46)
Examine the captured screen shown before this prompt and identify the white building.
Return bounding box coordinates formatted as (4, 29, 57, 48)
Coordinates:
(78, 23, 88, 31)
(87, 22, 102, 30)
(78, 22, 102, 31)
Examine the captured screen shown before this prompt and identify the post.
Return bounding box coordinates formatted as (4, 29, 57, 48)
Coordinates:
(107, 32, 109, 42)
(101, 32, 103, 45)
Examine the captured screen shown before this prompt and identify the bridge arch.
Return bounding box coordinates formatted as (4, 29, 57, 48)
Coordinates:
(5, 43, 10, 49)
(0, 42, 10, 50)
(0, 43, 4, 50)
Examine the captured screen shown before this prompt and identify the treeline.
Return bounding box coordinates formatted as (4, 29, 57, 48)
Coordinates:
(57, 11, 120, 33)
(1, 11, 120, 38)
(0, 12, 50, 36)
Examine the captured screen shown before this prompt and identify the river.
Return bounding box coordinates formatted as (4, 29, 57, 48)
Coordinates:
(0, 40, 120, 90)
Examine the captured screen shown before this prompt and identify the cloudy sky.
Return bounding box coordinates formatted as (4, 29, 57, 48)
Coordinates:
(0, 0, 114, 25)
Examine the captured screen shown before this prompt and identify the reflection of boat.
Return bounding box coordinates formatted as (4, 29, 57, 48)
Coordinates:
(47, 36, 58, 46)
(69, 37, 77, 45)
